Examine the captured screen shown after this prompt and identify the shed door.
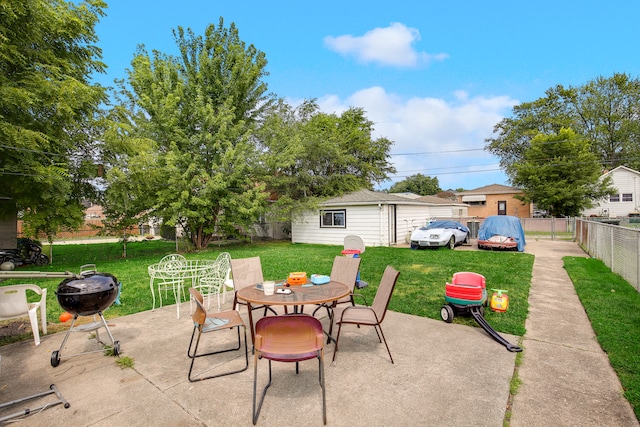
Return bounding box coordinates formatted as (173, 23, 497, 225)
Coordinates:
(388, 205, 397, 244)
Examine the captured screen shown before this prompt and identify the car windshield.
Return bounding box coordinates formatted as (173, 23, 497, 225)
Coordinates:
(422, 220, 464, 231)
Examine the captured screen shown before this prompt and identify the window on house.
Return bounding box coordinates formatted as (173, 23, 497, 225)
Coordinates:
(466, 201, 486, 206)
(320, 210, 346, 228)
(622, 193, 633, 202)
(610, 194, 620, 202)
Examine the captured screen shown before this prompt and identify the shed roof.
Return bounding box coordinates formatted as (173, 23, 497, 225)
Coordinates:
(320, 189, 463, 207)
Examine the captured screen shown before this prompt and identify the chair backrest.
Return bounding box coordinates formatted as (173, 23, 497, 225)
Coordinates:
(216, 252, 232, 281)
(159, 254, 186, 277)
(230, 257, 264, 291)
(370, 266, 400, 323)
(452, 272, 486, 289)
(0, 284, 43, 319)
(189, 288, 206, 325)
(330, 256, 361, 292)
(254, 315, 324, 357)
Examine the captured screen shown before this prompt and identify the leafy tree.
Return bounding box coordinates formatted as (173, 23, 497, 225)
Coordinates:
(0, 0, 107, 235)
(486, 73, 640, 177)
(388, 173, 441, 195)
(105, 18, 273, 249)
(512, 128, 615, 217)
(256, 99, 396, 220)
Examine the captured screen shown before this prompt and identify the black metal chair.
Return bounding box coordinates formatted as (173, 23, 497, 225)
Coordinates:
(187, 288, 248, 381)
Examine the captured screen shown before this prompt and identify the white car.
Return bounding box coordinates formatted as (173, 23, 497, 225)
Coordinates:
(410, 220, 470, 249)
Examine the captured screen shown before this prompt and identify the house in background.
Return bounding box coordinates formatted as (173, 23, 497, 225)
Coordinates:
(455, 184, 531, 218)
(581, 166, 640, 217)
(291, 189, 468, 247)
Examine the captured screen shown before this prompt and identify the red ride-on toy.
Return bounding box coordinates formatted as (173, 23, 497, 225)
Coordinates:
(440, 272, 487, 322)
(441, 272, 521, 352)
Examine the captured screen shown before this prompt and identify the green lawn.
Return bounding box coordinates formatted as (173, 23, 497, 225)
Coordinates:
(1, 239, 534, 345)
(563, 257, 640, 420)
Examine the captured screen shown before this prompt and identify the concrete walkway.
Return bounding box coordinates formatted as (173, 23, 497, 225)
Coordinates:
(512, 239, 638, 426)
(0, 239, 637, 425)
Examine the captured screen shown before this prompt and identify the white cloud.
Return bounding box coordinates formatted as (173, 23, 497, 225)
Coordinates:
(323, 22, 448, 67)
(316, 87, 519, 189)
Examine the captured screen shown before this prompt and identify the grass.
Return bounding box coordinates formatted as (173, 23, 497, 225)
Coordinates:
(563, 256, 640, 420)
(0, 239, 534, 347)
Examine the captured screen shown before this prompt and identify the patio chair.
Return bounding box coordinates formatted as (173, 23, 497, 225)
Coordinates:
(312, 256, 361, 318)
(187, 288, 249, 382)
(154, 254, 187, 311)
(193, 252, 233, 312)
(231, 257, 276, 315)
(252, 315, 326, 425)
(0, 284, 47, 346)
(330, 266, 400, 364)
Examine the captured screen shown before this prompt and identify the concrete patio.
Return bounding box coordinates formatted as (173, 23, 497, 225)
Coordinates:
(0, 239, 637, 426)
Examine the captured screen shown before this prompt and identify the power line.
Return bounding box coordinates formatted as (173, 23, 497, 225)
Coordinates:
(390, 147, 485, 156)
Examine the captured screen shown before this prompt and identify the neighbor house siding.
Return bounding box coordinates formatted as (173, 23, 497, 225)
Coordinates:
(582, 166, 640, 217)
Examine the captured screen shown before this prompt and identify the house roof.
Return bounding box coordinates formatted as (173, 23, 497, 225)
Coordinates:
(415, 195, 467, 206)
(456, 183, 522, 196)
(320, 189, 462, 207)
(601, 165, 640, 178)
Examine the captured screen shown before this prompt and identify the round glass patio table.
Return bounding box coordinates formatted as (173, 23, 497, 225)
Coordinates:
(236, 280, 350, 345)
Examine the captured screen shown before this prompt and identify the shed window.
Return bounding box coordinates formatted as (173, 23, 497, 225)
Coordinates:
(610, 194, 620, 202)
(320, 210, 346, 228)
(622, 193, 633, 202)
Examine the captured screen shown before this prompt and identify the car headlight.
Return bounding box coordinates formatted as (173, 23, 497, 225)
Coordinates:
(430, 234, 439, 239)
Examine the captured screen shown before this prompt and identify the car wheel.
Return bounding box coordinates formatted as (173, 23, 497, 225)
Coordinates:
(463, 233, 469, 244)
(448, 236, 455, 249)
(410, 243, 419, 250)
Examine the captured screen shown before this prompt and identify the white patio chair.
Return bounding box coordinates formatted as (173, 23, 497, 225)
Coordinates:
(0, 284, 47, 346)
(193, 252, 232, 312)
(154, 254, 187, 315)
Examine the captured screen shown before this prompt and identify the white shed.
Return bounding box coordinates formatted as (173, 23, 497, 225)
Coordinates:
(291, 189, 468, 247)
(582, 166, 640, 217)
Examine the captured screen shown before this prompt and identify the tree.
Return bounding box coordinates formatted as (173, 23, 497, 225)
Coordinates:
(511, 128, 615, 217)
(388, 174, 441, 195)
(486, 73, 640, 178)
(256, 99, 396, 220)
(0, 0, 107, 234)
(105, 18, 273, 249)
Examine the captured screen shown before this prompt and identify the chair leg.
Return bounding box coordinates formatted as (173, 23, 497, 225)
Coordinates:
(331, 323, 343, 363)
(319, 351, 326, 425)
(376, 325, 394, 364)
(27, 310, 40, 346)
(188, 325, 249, 382)
(253, 358, 273, 425)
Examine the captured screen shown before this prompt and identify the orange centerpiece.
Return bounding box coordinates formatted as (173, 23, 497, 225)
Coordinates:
(286, 272, 307, 286)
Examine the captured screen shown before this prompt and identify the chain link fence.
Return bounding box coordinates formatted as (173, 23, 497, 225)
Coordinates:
(575, 218, 640, 292)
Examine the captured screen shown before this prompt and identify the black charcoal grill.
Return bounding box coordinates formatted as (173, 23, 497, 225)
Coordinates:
(51, 272, 121, 367)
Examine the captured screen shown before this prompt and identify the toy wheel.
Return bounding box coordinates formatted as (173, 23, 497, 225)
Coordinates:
(113, 341, 120, 356)
(51, 350, 60, 367)
(448, 236, 455, 249)
(441, 305, 454, 323)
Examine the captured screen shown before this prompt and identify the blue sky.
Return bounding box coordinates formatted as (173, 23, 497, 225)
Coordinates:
(94, 0, 640, 191)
